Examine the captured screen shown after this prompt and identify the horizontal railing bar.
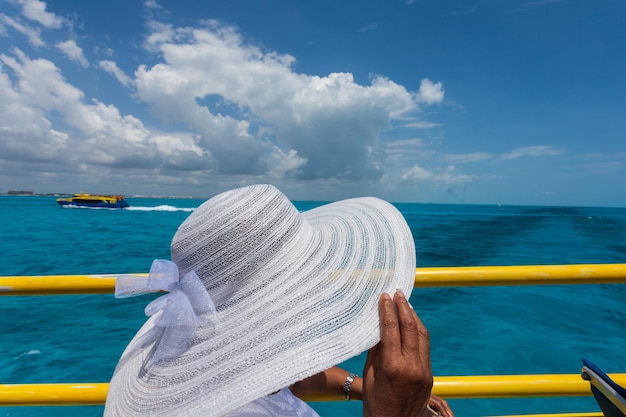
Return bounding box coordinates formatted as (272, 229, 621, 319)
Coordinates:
(1, 264, 626, 295)
(0, 383, 109, 406)
(431, 373, 626, 399)
(0, 274, 141, 296)
(413, 263, 626, 288)
(2, 373, 626, 406)
(491, 411, 604, 417)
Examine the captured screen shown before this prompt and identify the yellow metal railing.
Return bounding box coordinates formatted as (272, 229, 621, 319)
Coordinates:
(491, 414, 602, 417)
(3, 373, 626, 406)
(2, 263, 626, 295)
(0, 383, 109, 406)
(2, 263, 625, 414)
(413, 263, 626, 287)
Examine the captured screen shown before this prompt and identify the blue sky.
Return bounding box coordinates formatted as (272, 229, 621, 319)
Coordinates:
(0, 0, 624, 206)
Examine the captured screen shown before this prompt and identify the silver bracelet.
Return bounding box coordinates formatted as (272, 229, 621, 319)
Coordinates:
(342, 372, 357, 401)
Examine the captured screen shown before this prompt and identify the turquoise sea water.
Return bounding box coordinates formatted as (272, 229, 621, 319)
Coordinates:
(1, 195, 625, 417)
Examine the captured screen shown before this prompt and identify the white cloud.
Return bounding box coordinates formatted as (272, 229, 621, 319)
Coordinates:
(402, 164, 475, 186)
(0, 0, 66, 47)
(415, 78, 444, 105)
(143, 21, 176, 52)
(134, 21, 441, 181)
(98, 60, 133, 87)
(18, 0, 63, 29)
(55, 40, 88, 67)
(0, 14, 44, 47)
(0, 18, 448, 196)
(144, 0, 162, 10)
(0, 49, 203, 176)
(386, 138, 431, 161)
(500, 145, 563, 160)
(404, 121, 439, 129)
(268, 147, 307, 178)
(0, 55, 67, 161)
(357, 22, 378, 32)
(444, 152, 493, 163)
(401, 164, 433, 181)
(386, 138, 426, 152)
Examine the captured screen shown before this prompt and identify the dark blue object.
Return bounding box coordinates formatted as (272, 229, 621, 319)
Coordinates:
(582, 359, 626, 417)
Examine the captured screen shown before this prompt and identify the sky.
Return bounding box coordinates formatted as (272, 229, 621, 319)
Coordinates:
(0, 0, 625, 206)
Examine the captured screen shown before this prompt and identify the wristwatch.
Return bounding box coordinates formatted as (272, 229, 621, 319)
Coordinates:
(342, 373, 357, 401)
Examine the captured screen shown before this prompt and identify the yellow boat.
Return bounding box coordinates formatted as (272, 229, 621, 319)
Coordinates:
(56, 193, 130, 209)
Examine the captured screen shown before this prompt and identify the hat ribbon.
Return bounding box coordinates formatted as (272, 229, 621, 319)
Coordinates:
(116, 259, 217, 365)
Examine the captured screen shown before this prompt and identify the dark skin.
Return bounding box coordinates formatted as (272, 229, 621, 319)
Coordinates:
(364, 290, 435, 417)
(291, 291, 454, 417)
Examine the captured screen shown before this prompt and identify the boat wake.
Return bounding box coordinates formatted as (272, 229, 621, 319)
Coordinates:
(126, 205, 196, 212)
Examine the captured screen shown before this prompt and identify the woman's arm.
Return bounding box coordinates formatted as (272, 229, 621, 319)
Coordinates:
(291, 367, 453, 417)
(290, 366, 363, 401)
(292, 293, 454, 417)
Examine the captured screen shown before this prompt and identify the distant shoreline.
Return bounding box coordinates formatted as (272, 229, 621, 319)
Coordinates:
(1, 192, 196, 199)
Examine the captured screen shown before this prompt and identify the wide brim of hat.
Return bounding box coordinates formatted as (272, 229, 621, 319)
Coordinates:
(105, 194, 416, 416)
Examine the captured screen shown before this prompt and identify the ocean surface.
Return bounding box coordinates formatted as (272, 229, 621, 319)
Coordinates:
(1, 195, 625, 417)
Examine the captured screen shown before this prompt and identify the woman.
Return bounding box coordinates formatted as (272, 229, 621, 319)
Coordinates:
(105, 184, 453, 417)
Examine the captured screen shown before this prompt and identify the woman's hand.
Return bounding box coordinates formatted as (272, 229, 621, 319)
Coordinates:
(425, 394, 455, 417)
(363, 291, 433, 417)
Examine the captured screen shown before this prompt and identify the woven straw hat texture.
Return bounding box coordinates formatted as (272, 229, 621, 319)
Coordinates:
(105, 184, 416, 416)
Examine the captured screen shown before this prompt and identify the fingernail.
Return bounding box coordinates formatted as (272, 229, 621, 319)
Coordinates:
(395, 289, 405, 297)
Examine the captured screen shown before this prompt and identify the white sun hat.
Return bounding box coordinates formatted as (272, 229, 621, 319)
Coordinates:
(104, 184, 416, 416)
